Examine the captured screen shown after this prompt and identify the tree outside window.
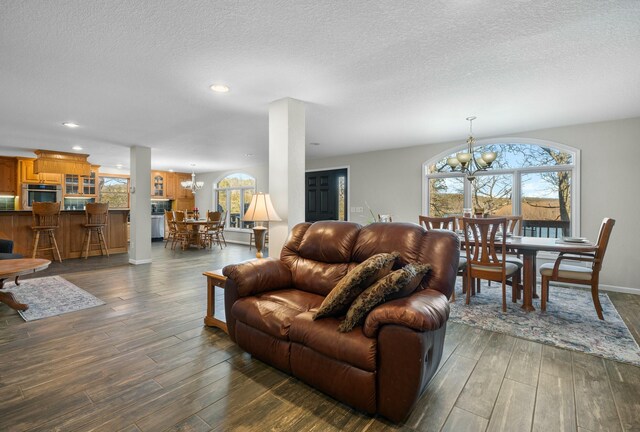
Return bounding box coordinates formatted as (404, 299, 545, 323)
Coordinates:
(98, 176, 129, 209)
(426, 142, 577, 238)
(215, 173, 256, 229)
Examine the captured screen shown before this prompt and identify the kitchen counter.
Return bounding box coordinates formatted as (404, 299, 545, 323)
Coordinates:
(0, 209, 129, 259)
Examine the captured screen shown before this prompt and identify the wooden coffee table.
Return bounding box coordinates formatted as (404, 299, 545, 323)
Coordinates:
(0, 258, 51, 311)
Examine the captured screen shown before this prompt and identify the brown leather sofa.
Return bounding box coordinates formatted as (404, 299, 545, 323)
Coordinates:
(223, 221, 459, 422)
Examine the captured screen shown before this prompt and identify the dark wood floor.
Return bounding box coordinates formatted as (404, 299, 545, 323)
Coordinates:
(1, 243, 639, 431)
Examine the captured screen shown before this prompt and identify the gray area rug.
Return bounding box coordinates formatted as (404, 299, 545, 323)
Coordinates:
(3, 275, 105, 321)
(449, 279, 640, 366)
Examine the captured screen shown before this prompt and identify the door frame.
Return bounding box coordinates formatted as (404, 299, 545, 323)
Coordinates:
(305, 165, 350, 221)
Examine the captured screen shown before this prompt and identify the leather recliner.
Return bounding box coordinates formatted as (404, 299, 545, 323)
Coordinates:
(223, 221, 459, 422)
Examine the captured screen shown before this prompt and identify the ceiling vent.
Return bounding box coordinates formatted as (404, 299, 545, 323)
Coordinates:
(33, 150, 92, 176)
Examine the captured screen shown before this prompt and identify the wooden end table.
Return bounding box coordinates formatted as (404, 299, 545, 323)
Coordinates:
(0, 258, 51, 311)
(203, 269, 228, 334)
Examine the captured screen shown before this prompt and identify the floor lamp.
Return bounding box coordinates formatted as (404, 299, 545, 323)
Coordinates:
(243, 193, 281, 258)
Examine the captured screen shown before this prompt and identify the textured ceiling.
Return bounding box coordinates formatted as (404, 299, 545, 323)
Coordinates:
(1, 0, 639, 172)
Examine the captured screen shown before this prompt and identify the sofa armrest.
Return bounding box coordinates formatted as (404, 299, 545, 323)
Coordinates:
(362, 288, 449, 338)
(223, 258, 293, 298)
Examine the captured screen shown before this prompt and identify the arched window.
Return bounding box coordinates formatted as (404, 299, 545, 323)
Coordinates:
(423, 139, 579, 237)
(214, 173, 256, 230)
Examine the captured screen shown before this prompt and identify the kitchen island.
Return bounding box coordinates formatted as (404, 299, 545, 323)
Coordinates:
(0, 209, 129, 259)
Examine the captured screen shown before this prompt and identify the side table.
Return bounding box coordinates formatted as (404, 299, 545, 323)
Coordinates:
(203, 269, 228, 334)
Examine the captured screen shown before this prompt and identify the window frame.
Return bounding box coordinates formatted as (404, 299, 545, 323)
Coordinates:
(213, 172, 257, 232)
(98, 175, 130, 209)
(422, 137, 580, 236)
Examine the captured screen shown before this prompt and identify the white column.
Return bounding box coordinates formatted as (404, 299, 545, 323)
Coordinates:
(129, 146, 152, 264)
(268, 97, 305, 257)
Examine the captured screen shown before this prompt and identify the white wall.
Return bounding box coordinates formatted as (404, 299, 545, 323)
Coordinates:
(307, 117, 640, 292)
(194, 163, 269, 244)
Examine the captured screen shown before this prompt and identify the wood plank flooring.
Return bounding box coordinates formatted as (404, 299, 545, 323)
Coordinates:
(1, 243, 639, 431)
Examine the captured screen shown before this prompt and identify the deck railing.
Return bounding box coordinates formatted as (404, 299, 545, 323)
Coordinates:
(522, 219, 570, 238)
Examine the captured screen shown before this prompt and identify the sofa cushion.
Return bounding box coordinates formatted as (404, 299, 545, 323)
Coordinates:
(297, 221, 361, 263)
(339, 264, 432, 332)
(231, 289, 324, 341)
(352, 223, 424, 268)
(313, 252, 398, 320)
(290, 311, 377, 372)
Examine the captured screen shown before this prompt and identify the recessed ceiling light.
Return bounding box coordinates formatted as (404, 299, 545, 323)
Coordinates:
(116, 164, 123, 169)
(244, 153, 254, 157)
(168, 169, 174, 172)
(62, 122, 80, 128)
(209, 84, 230, 93)
(309, 142, 320, 146)
(72, 145, 83, 151)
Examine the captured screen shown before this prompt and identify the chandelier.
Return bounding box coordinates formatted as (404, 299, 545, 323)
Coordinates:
(446, 116, 497, 181)
(181, 164, 204, 194)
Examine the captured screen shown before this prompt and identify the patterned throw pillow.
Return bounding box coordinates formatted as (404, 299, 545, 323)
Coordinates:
(386, 263, 432, 300)
(338, 263, 432, 332)
(313, 252, 399, 320)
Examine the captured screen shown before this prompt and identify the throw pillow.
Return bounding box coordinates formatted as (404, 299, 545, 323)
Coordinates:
(386, 263, 432, 300)
(313, 252, 399, 320)
(338, 263, 432, 332)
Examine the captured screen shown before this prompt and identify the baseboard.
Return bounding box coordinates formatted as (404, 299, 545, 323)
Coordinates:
(225, 239, 250, 246)
(129, 258, 152, 265)
(544, 279, 640, 295)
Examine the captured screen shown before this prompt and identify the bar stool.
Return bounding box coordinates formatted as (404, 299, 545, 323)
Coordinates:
(82, 202, 110, 259)
(31, 201, 63, 262)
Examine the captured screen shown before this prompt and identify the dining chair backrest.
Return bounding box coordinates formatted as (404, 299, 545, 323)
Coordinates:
(593, 218, 616, 272)
(462, 217, 507, 271)
(207, 211, 222, 223)
(174, 211, 186, 222)
(218, 211, 227, 230)
(165, 210, 174, 223)
(85, 202, 109, 226)
(504, 215, 523, 236)
(419, 215, 455, 231)
(32, 201, 61, 228)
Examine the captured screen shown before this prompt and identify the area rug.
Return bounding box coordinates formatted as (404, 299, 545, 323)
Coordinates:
(449, 280, 640, 366)
(2, 276, 105, 321)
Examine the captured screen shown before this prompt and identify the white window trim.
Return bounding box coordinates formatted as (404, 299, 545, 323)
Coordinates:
(213, 173, 257, 231)
(422, 137, 581, 236)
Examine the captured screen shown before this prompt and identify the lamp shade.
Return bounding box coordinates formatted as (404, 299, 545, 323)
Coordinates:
(243, 193, 282, 222)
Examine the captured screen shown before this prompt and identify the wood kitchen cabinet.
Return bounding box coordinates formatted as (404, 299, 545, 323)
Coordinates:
(64, 166, 99, 197)
(151, 171, 166, 198)
(174, 173, 194, 199)
(18, 159, 62, 185)
(0, 157, 17, 195)
(165, 172, 175, 199)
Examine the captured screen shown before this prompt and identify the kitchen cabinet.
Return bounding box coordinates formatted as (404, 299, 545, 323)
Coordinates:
(64, 166, 98, 197)
(83, 169, 97, 195)
(165, 172, 176, 199)
(19, 159, 62, 185)
(175, 173, 194, 199)
(65, 174, 80, 195)
(0, 157, 17, 195)
(151, 171, 166, 198)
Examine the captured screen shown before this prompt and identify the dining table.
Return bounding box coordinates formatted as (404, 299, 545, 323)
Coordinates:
(459, 235, 597, 312)
(180, 219, 210, 248)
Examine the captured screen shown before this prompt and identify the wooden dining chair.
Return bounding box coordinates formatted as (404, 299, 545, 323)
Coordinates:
(164, 210, 176, 248)
(540, 218, 615, 320)
(419, 215, 467, 302)
(171, 211, 190, 250)
(484, 215, 524, 299)
(419, 215, 455, 230)
(462, 217, 520, 311)
(203, 211, 224, 249)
